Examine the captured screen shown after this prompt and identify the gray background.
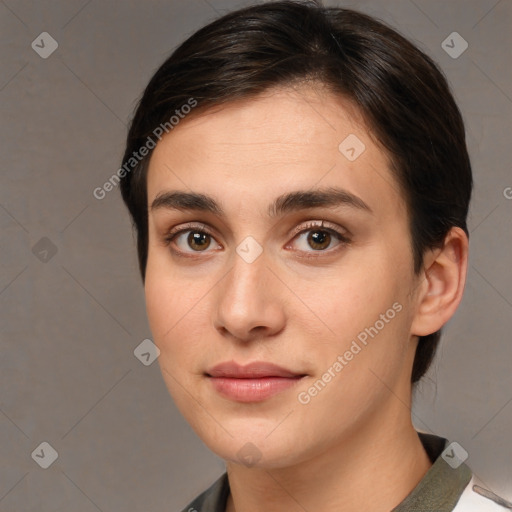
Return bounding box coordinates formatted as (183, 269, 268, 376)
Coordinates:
(0, 0, 511, 510)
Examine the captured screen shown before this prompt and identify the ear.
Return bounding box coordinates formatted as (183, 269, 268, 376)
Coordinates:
(410, 227, 469, 337)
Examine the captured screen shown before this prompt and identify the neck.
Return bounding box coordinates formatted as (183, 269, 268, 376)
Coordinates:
(225, 399, 432, 512)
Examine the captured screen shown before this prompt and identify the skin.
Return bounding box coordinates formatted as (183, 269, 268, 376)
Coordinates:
(144, 84, 468, 512)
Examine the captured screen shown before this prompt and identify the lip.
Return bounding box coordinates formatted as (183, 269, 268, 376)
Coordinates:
(206, 361, 306, 402)
(207, 361, 302, 378)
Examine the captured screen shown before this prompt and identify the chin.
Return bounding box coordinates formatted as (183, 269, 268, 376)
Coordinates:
(193, 418, 308, 469)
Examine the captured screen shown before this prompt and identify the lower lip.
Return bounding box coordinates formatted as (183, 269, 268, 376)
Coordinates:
(208, 376, 304, 402)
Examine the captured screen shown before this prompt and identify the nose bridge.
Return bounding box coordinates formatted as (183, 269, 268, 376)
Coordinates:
(213, 240, 285, 340)
(224, 242, 271, 308)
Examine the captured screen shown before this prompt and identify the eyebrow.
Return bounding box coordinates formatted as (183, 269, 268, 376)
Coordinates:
(150, 186, 373, 218)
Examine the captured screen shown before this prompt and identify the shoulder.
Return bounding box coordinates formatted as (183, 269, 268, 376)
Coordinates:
(180, 472, 230, 512)
(454, 475, 512, 511)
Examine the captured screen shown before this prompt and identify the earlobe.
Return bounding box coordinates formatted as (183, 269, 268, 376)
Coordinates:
(410, 227, 469, 337)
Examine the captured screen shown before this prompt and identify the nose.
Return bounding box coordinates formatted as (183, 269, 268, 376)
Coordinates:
(212, 248, 286, 343)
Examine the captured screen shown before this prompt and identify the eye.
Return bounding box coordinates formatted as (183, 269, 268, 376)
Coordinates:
(287, 221, 350, 254)
(163, 220, 350, 258)
(164, 223, 222, 255)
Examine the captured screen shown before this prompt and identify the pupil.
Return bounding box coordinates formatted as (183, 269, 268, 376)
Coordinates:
(189, 232, 210, 251)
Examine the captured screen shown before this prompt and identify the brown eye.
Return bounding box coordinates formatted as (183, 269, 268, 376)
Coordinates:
(307, 230, 331, 250)
(165, 227, 221, 255)
(186, 231, 212, 251)
(288, 222, 350, 255)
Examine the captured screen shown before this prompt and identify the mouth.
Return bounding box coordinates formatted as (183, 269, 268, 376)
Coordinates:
(205, 361, 307, 402)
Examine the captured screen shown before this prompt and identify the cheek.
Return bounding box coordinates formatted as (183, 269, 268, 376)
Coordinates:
(144, 268, 175, 341)
(294, 295, 411, 434)
(144, 262, 220, 432)
(145, 242, 200, 330)
(144, 256, 220, 378)
(293, 256, 399, 337)
(293, 250, 412, 384)
(144, 262, 200, 351)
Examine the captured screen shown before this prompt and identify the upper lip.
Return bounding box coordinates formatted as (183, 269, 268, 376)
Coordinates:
(206, 361, 304, 378)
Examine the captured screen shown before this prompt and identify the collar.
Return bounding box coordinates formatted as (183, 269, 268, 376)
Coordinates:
(392, 432, 472, 511)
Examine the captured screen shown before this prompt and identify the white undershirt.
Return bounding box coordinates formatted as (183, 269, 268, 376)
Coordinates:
(454, 476, 511, 511)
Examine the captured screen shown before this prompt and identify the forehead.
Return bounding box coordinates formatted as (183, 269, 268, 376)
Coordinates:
(146, 85, 406, 221)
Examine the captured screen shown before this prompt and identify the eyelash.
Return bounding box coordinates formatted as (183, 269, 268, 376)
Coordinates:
(163, 220, 351, 259)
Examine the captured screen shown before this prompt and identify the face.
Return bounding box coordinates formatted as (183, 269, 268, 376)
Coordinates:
(144, 85, 421, 468)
